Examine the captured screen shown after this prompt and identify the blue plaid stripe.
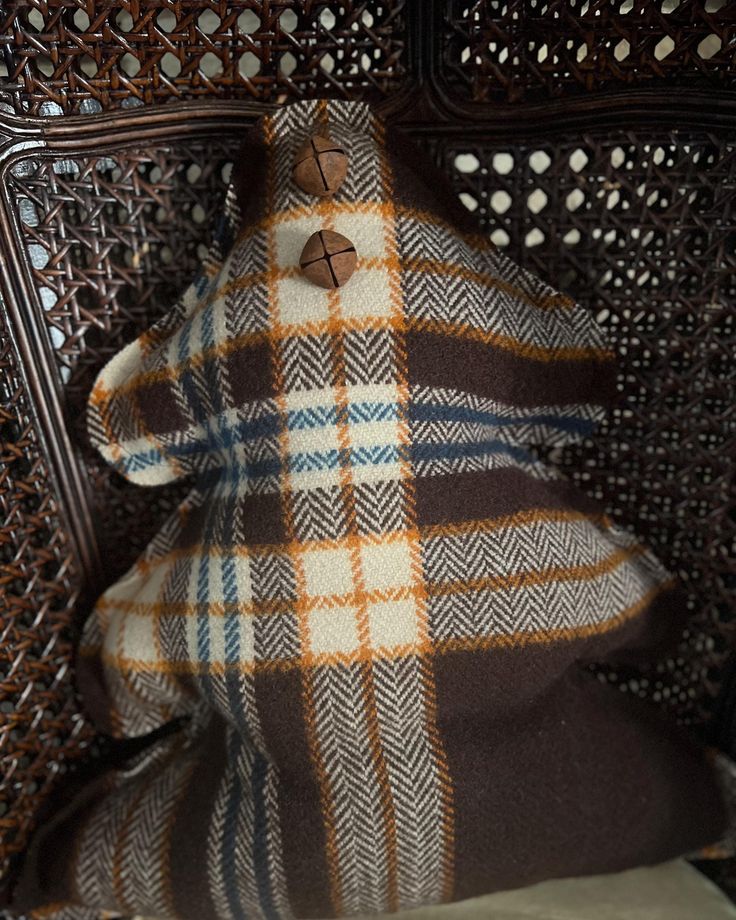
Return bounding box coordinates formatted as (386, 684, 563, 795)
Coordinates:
(410, 402, 596, 437)
(288, 401, 399, 430)
(117, 394, 571, 481)
(119, 398, 403, 480)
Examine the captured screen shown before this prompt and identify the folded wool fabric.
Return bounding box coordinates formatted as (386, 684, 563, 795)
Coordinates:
(14, 100, 726, 919)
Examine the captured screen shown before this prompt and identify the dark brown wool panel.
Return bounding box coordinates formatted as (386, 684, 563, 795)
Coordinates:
(385, 127, 482, 239)
(170, 722, 230, 920)
(16, 774, 109, 907)
(136, 377, 192, 436)
(405, 329, 617, 408)
(414, 468, 605, 527)
(434, 646, 726, 903)
(225, 339, 277, 404)
(179, 493, 288, 550)
(232, 120, 271, 234)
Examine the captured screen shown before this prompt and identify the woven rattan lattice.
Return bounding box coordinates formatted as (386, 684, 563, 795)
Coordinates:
(0, 0, 735, 902)
(441, 0, 736, 104)
(0, 2, 408, 114)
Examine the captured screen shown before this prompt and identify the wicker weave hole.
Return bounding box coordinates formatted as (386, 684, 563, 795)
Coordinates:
(699, 35, 723, 59)
(239, 9, 261, 33)
(454, 153, 481, 173)
(655, 36, 676, 60)
(281, 52, 297, 77)
(240, 52, 261, 78)
(490, 189, 512, 215)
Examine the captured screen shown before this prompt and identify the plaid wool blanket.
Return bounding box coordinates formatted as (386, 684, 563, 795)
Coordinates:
(15, 100, 725, 919)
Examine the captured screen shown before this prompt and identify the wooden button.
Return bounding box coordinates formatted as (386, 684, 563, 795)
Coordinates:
(293, 135, 348, 197)
(300, 230, 357, 289)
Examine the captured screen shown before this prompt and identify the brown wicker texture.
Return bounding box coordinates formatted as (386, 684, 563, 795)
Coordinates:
(0, 1, 408, 115)
(14, 139, 245, 582)
(0, 325, 93, 875)
(0, 0, 735, 902)
(442, 0, 736, 104)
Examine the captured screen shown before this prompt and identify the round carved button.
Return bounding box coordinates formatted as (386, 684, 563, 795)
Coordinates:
(293, 135, 348, 197)
(300, 230, 357, 289)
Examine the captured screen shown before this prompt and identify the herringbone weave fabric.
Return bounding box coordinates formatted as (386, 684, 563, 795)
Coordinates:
(14, 101, 725, 919)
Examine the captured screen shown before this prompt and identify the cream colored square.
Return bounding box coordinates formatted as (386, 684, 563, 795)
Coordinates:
(284, 386, 336, 413)
(274, 213, 323, 269)
(276, 275, 330, 328)
(350, 461, 403, 485)
(287, 416, 339, 457)
(347, 383, 398, 406)
(308, 605, 360, 656)
(302, 546, 354, 598)
(367, 598, 419, 652)
(360, 538, 414, 592)
(290, 467, 342, 493)
(338, 268, 393, 320)
(332, 211, 387, 262)
(101, 608, 124, 660)
(121, 612, 159, 664)
(349, 418, 400, 451)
